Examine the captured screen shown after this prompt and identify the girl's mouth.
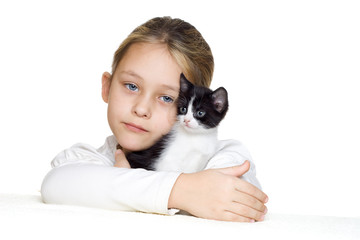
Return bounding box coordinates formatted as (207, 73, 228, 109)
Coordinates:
(124, 123, 148, 133)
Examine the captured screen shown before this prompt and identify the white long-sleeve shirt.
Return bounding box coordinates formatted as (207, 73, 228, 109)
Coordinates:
(41, 135, 261, 215)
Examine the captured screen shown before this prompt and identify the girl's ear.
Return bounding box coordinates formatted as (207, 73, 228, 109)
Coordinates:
(101, 72, 112, 103)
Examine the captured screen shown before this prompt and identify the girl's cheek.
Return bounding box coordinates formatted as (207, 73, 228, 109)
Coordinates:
(166, 107, 177, 125)
(158, 106, 177, 134)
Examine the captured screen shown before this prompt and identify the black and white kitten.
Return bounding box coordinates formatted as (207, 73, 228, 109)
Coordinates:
(126, 74, 229, 173)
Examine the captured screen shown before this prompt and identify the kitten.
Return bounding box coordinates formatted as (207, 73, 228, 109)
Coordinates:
(125, 74, 229, 173)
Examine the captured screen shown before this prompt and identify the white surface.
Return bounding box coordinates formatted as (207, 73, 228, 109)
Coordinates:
(1, 0, 360, 218)
(1, 193, 359, 240)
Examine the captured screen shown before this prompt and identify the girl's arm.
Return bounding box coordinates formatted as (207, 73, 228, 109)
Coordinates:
(41, 145, 181, 215)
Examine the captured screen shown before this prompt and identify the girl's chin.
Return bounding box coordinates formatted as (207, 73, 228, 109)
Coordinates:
(116, 139, 152, 153)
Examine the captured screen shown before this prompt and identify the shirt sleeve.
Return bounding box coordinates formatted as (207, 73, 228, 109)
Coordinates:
(41, 143, 181, 215)
(205, 139, 262, 190)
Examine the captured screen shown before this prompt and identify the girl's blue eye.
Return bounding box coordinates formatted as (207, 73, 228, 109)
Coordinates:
(160, 96, 174, 103)
(125, 83, 138, 92)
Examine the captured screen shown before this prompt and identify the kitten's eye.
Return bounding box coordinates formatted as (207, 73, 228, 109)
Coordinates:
(125, 83, 138, 92)
(179, 107, 187, 114)
(160, 96, 174, 103)
(196, 111, 206, 118)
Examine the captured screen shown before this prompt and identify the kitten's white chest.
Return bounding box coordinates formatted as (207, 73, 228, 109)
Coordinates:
(154, 124, 218, 173)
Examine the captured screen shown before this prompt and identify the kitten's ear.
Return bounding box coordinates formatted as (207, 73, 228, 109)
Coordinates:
(180, 73, 193, 93)
(212, 87, 229, 113)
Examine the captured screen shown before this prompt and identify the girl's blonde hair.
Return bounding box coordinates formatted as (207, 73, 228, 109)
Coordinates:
(111, 17, 214, 87)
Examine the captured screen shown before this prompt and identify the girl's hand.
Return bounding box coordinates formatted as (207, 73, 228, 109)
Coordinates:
(114, 149, 131, 168)
(168, 161, 268, 222)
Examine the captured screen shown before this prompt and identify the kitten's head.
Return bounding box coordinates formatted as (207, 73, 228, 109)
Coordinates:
(176, 74, 229, 133)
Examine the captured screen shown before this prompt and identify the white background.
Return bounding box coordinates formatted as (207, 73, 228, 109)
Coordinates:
(1, 0, 359, 218)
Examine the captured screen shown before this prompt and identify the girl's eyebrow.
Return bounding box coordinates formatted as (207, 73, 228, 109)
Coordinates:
(119, 70, 143, 81)
(160, 84, 179, 93)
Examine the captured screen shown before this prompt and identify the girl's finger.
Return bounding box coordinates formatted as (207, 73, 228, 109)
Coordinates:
(221, 210, 254, 223)
(114, 150, 131, 168)
(228, 202, 265, 222)
(217, 161, 250, 177)
(233, 190, 267, 213)
(235, 179, 268, 203)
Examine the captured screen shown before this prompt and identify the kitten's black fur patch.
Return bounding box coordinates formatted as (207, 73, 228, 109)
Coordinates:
(125, 133, 172, 170)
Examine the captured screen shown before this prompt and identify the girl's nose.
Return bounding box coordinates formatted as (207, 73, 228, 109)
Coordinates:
(133, 97, 151, 119)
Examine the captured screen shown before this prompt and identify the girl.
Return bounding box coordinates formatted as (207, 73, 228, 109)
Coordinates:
(41, 17, 268, 222)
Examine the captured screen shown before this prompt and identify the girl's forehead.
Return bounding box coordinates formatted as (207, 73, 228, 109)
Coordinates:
(119, 43, 179, 69)
(115, 43, 182, 89)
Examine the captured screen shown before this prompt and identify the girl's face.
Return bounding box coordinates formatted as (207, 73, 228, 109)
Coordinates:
(102, 43, 182, 152)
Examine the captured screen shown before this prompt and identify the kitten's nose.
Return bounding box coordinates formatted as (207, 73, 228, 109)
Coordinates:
(184, 118, 191, 127)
